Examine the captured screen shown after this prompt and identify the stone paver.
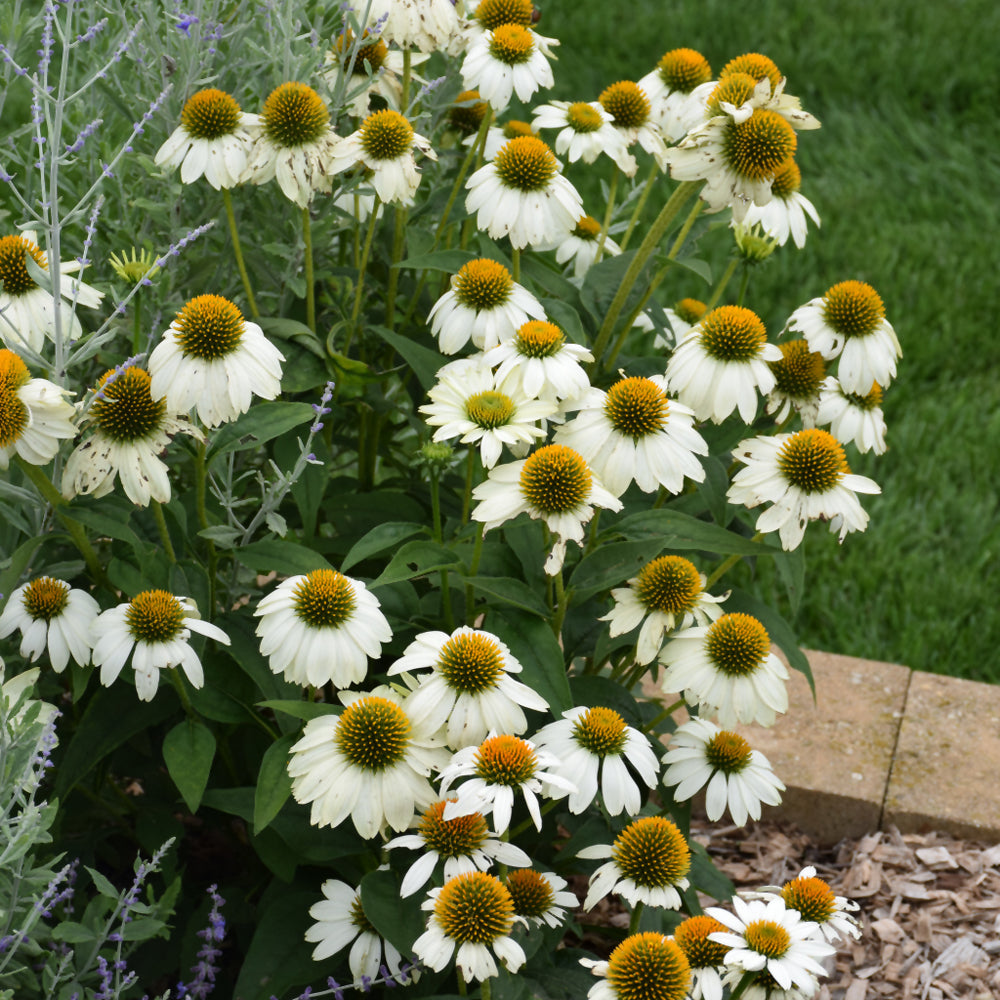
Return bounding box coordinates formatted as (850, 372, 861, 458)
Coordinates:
(883, 670, 1000, 842)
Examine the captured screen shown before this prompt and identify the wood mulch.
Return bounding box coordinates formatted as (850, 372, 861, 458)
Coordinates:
(692, 819, 1000, 1000)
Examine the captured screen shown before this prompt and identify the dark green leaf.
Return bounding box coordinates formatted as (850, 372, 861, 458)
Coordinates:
(0, 535, 48, 604)
(233, 890, 316, 1000)
(568, 675, 646, 729)
(341, 521, 428, 572)
(207, 402, 314, 461)
(51, 922, 98, 944)
(614, 509, 774, 556)
(84, 867, 120, 900)
(689, 838, 734, 902)
(254, 734, 296, 835)
(367, 324, 446, 390)
(569, 539, 657, 599)
(162, 720, 216, 813)
(369, 540, 462, 588)
(669, 255, 712, 284)
(773, 544, 806, 617)
(464, 575, 549, 617)
(393, 248, 476, 272)
(256, 699, 340, 721)
(236, 539, 332, 575)
(360, 868, 425, 954)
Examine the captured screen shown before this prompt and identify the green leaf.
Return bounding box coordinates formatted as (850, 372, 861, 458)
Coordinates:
(254, 734, 295, 835)
(162, 720, 216, 813)
(51, 922, 99, 944)
(0, 535, 49, 605)
(669, 254, 712, 285)
(85, 867, 120, 900)
(69, 499, 146, 549)
(541, 296, 591, 342)
(360, 868, 425, 954)
(688, 838, 734, 902)
(256, 699, 341, 722)
(256, 316, 316, 340)
(569, 539, 657, 599)
(207, 402, 314, 462)
(614, 509, 774, 556)
(367, 324, 446, 390)
(341, 521, 428, 572)
(369, 540, 463, 588)
(233, 889, 316, 1000)
(568, 675, 647, 729)
(393, 248, 476, 272)
(773, 544, 806, 617)
(464, 575, 550, 617)
(236, 539, 332, 575)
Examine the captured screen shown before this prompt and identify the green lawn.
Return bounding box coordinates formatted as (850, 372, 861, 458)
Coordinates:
(541, 0, 1000, 680)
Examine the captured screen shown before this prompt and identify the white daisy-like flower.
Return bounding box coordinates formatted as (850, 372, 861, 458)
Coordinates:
(711, 54, 820, 132)
(464, 0, 558, 54)
(304, 877, 405, 984)
(253, 568, 392, 689)
(465, 135, 584, 250)
(601, 555, 726, 666)
(719, 969, 814, 1000)
(727, 428, 881, 550)
(673, 914, 730, 1000)
(785, 280, 901, 394)
(580, 932, 692, 1000)
(554, 375, 708, 497)
(0, 348, 76, 469)
(385, 799, 532, 898)
(504, 869, 578, 928)
(245, 82, 340, 208)
(533, 705, 659, 815)
(658, 612, 789, 728)
(359, 0, 462, 55)
(653, 298, 707, 351)
(413, 871, 525, 982)
(765, 339, 826, 426)
(661, 717, 785, 827)
(816, 376, 887, 455)
(329, 109, 436, 207)
(420, 363, 555, 469)
(597, 81, 669, 174)
(90, 591, 229, 702)
(287, 687, 448, 837)
(707, 895, 835, 993)
(149, 294, 284, 428)
(638, 47, 716, 141)
(439, 731, 575, 834)
(429, 257, 545, 355)
(449, 89, 490, 140)
(0, 231, 103, 353)
(154, 88, 259, 190)
(462, 24, 554, 111)
(320, 30, 411, 117)
(481, 319, 593, 402)
(550, 216, 622, 282)
(579, 815, 691, 911)
(473, 118, 540, 161)
(742, 160, 820, 249)
(531, 101, 636, 173)
(61, 365, 203, 507)
(471, 444, 623, 575)
(387, 626, 548, 749)
(332, 182, 378, 223)
(666, 305, 783, 424)
(748, 866, 862, 946)
(0, 578, 99, 672)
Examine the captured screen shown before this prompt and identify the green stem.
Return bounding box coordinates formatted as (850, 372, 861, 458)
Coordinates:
(131, 293, 142, 355)
(459, 111, 494, 251)
(194, 441, 218, 616)
(590, 181, 698, 369)
(705, 532, 763, 589)
(596, 165, 620, 261)
(619, 160, 659, 251)
(151, 501, 176, 563)
(727, 972, 757, 1000)
(400, 48, 412, 111)
(348, 196, 382, 348)
(583, 509, 602, 555)
(705, 257, 739, 311)
(736, 264, 752, 306)
(16, 458, 108, 587)
(480, 977, 491, 1000)
(510, 246, 520, 283)
(464, 521, 485, 626)
(551, 569, 570, 639)
(167, 669, 197, 719)
(643, 699, 687, 734)
(461, 446, 477, 524)
(628, 901, 645, 934)
(302, 206, 316, 335)
(223, 188, 258, 318)
(384, 206, 408, 330)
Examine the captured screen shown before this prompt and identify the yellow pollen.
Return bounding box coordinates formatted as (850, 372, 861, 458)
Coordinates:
(822, 280, 886, 338)
(599, 80, 651, 129)
(781, 875, 837, 923)
(501, 119, 536, 140)
(335, 30, 389, 74)
(675, 298, 707, 324)
(657, 48, 712, 93)
(493, 135, 558, 191)
(612, 816, 691, 887)
(360, 108, 414, 160)
(437, 632, 506, 693)
(335, 696, 411, 772)
(489, 23, 534, 65)
(453, 258, 514, 310)
(475, 0, 534, 30)
(179, 88, 241, 140)
(504, 869, 554, 919)
(474, 733, 537, 786)
(262, 82, 329, 148)
(0, 349, 31, 449)
(706, 72, 758, 118)
(465, 389, 515, 428)
(434, 872, 514, 945)
(604, 376, 668, 438)
(0, 234, 48, 296)
(704, 730, 753, 773)
(722, 109, 797, 181)
(606, 932, 692, 1000)
(777, 427, 850, 493)
(125, 589, 186, 643)
(349, 896, 376, 934)
(847, 382, 884, 410)
(572, 215, 602, 240)
(705, 613, 770, 677)
(720, 53, 783, 93)
(635, 555, 702, 615)
(291, 569, 357, 628)
(518, 443, 592, 514)
(566, 102, 604, 132)
(21, 577, 70, 622)
(673, 915, 730, 969)
(770, 339, 825, 399)
(743, 919, 791, 959)
(418, 800, 489, 857)
(174, 294, 245, 359)
(572, 706, 628, 757)
(770, 158, 802, 198)
(91, 367, 165, 443)
(515, 319, 564, 357)
(450, 90, 488, 134)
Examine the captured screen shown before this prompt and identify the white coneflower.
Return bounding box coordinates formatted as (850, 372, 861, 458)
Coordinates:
(551, 216, 622, 282)
(531, 101, 636, 173)
(581, 932, 692, 1000)
(638, 47, 716, 141)
(712, 53, 820, 132)
(61, 365, 202, 507)
(816, 376, 887, 455)
(0, 578, 99, 672)
(0, 349, 76, 469)
(0, 231, 103, 353)
(770, 867, 862, 944)
(742, 160, 820, 249)
(462, 24, 554, 111)
(149, 294, 284, 428)
(482, 319, 593, 402)
(598, 81, 668, 173)
(154, 88, 259, 189)
(765, 339, 826, 425)
(253, 568, 392, 689)
(90, 591, 229, 701)
(504, 869, 578, 928)
(672, 914, 730, 1000)
(359, 0, 462, 55)
(320, 30, 410, 117)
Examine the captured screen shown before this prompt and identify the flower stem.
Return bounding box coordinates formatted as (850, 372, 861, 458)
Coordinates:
(628, 901, 645, 934)
(194, 441, 218, 616)
(131, 292, 142, 355)
(222, 189, 258, 318)
(302, 206, 316, 335)
(727, 972, 757, 1000)
(167, 669, 197, 720)
(347, 196, 382, 350)
(151, 501, 176, 563)
(480, 978, 492, 1000)
(464, 521, 485, 626)
(551, 569, 570, 639)
(705, 532, 764, 589)
(705, 257, 739, 311)
(619, 160, 659, 251)
(461, 446, 477, 524)
(384, 205, 408, 330)
(511, 246, 520, 283)
(596, 165, 620, 261)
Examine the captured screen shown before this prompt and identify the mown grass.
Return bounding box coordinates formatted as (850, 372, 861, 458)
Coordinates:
(540, 0, 1000, 680)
